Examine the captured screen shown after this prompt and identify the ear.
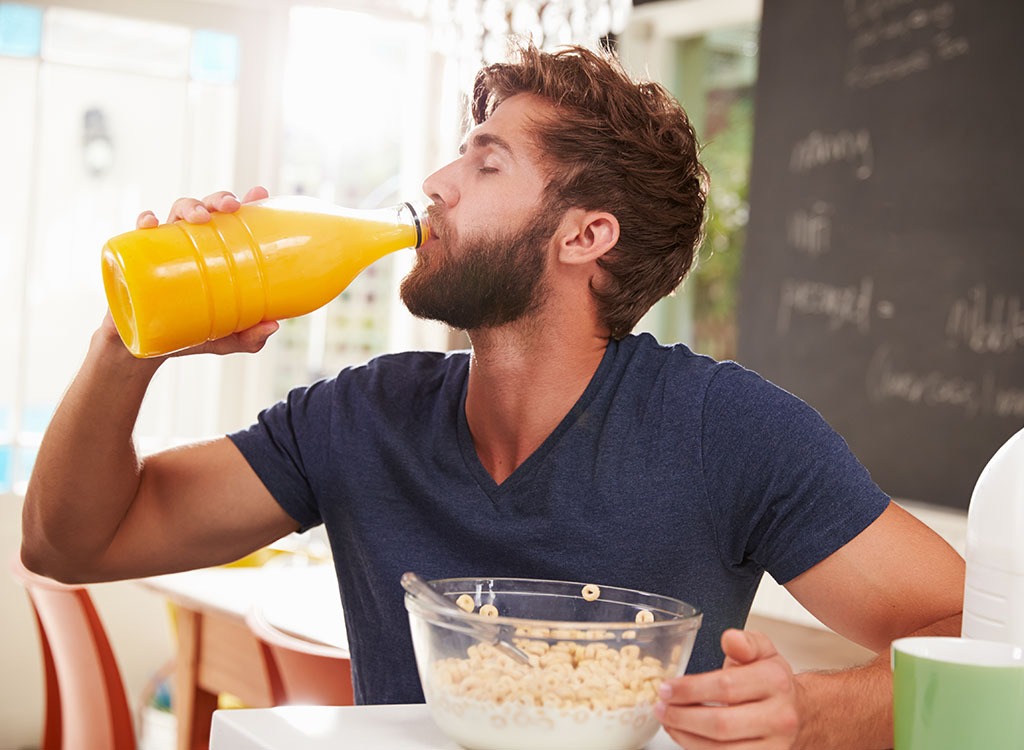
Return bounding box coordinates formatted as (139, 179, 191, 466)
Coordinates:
(555, 208, 619, 265)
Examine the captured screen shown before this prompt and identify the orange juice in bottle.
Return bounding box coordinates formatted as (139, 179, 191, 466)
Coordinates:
(101, 196, 429, 358)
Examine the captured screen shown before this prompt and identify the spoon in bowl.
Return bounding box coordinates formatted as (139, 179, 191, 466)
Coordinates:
(401, 571, 533, 666)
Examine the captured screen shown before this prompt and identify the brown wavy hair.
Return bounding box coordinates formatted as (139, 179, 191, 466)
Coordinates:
(472, 43, 708, 339)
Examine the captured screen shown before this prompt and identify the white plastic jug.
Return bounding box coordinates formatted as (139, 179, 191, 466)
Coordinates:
(962, 427, 1024, 646)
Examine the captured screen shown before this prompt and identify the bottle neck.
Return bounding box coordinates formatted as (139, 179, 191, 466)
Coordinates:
(400, 201, 430, 248)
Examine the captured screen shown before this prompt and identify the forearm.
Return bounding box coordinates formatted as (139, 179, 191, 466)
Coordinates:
(793, 654, 891, 749)
(794, 613, 963, 749)
(21, 323, 164, 580)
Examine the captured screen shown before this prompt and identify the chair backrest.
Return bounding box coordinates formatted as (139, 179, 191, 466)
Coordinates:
(10, 555, 136, 750)
(245, 605, 354, 706)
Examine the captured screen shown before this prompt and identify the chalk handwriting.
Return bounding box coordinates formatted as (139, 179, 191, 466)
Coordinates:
(847, 1, 955, 50)
(844, 1, 968, 89)
(867, 346, 1024, 418)
(993, 384, 1024, 419)
(777, 276, 874, 334)
(866, 345, 981, 415)
(790, 130, 874, 180)
(787, 201, 834, 257)
(933, 31, 969, 61)
(945, 285, 1024, 355)
(846, 48, 931, 88)
(844, 0, 918, 30)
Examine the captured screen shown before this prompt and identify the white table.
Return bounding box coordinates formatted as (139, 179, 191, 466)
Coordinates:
(142, 561, 346, 649)
(210, 704, 683, 749)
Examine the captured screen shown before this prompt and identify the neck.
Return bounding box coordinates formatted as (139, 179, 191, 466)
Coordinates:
(463, 320, 610, 484)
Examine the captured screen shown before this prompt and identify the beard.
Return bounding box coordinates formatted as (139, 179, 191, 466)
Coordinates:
(399, 204, 561, 331)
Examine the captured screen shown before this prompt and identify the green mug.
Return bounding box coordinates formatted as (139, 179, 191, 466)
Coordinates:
(892, 636, 1024, 749)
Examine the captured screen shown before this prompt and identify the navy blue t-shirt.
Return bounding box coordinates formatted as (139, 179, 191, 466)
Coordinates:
(229, 332, 889, 705)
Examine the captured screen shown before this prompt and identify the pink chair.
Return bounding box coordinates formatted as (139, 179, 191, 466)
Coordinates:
(10, 555, 136, 750)
(245, 605, 354, 706)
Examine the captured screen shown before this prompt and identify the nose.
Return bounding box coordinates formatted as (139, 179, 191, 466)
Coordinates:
(422, 158, 460, 208)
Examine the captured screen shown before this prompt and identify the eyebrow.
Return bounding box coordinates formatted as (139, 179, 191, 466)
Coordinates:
(458, 132, 516, 158)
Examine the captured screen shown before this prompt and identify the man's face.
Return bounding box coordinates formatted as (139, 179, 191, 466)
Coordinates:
(400, 94, 562, 331)
(399, 201, 560, 330)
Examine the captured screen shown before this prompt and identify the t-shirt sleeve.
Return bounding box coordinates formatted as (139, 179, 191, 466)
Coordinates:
(699, 362, 890, 584)
(227, 378, 336, 532)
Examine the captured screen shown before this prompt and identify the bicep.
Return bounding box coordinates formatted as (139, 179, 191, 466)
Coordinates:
(97, 437, 299, 580)
(783, 502, 965, 651)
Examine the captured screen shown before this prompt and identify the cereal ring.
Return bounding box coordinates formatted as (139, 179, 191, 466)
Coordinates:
(455, 594, 476, 613)
(478, 603, 499, 617)
(635, 608, 655, 624)
(581, 584, 601, 602)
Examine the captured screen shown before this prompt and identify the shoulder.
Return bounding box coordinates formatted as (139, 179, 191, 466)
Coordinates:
(616, 332, 784, 412)
(311, 349, 467, 398)
(345, 349, 470, 390)
(253, 349, 468, 428)
(620, 333, 851, 471)
(616, 332, 726, 384)
(327, 349, 470, 422)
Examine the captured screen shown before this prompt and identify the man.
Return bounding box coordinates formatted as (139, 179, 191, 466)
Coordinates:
(22, 45, 963, 748)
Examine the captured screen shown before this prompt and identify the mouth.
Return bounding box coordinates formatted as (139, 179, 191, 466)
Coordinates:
(417, 233, 438, 253)
(425, 204, 448, 241)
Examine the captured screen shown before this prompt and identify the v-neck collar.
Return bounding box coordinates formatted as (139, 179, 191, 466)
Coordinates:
(455, 338, 620, 501)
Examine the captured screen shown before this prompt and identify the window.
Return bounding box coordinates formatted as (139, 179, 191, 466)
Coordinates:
(265, 5, 439, 393)
(0, 2, 441, 494)
(0, 4, 242, 491)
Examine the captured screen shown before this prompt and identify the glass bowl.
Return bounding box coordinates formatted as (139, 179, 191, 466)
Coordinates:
(405, 576, 702, 750)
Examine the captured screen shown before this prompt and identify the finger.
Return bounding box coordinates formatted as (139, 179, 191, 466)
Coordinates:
(235, 320, 279, 351)
(136, 210, 159, 229)
(186, 320, 279, 357)
(660, 659, 790, 706)
(166, 197, 211, 224)
(658, 698, 798, 744)
(240, 185, 269, 203)
(722, 629, 778, 668)
(201, 190, 240, 214)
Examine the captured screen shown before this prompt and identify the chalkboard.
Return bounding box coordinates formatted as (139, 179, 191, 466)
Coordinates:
(737, 0, 1024, 511)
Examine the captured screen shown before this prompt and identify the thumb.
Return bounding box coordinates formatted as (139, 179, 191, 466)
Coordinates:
(721, 629, 778, 668)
